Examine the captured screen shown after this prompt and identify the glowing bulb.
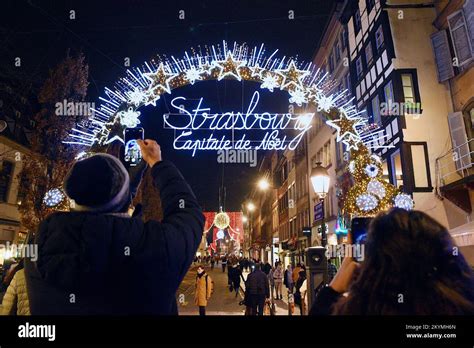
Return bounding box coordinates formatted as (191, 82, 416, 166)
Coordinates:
(257, 178, 270, 191)
(247, 202, 255, 212)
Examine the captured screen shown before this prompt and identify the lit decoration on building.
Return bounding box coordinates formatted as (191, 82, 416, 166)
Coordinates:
(394, 193, 414, 211)
(214, 211, 230, 230)
(356, 193, 379, 212)
(367, 179, 386, 199)
(343, 145, 414, 217)
(43, 188, 66, 208)
(203, 211, 244, 254)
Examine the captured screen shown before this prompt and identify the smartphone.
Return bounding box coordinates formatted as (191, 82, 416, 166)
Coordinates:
(123, 127, 144, 167)
(350, 217, 372, 262)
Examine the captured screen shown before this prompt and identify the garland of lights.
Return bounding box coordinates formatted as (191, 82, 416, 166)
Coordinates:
(48, 40, 414, 215)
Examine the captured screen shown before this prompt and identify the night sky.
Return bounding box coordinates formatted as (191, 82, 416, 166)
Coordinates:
(0, 0, 335, 211)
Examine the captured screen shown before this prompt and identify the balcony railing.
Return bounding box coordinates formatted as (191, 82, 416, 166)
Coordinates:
(435, 138, 473, 188)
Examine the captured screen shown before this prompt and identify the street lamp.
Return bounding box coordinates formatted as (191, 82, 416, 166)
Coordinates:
(247, 202, 256, 212)
(242, 215, 248, 223)
(257, 178, 270, 191)
(310, 162, 330, 247)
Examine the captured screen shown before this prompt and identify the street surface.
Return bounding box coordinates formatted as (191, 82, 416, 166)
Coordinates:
(177, 263, 293, 315)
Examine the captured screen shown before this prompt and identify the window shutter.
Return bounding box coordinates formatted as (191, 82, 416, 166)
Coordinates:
(447, 112, 471, 171)
(464, 0, 474, 54)
(430, 30, 455, 82)
(448, 10, 473, 66)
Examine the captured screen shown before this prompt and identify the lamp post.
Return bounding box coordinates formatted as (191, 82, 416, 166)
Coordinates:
(310, 162, 330, 247)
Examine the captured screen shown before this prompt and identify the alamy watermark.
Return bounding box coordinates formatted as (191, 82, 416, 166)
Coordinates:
(55, 99, 95, 117)
(325, 243, 365, 261)
(0, 242, 38, 262)
(217, 149, 257, 167)
(380, 101, 422, 119)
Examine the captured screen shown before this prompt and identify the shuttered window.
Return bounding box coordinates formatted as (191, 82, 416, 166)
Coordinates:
(0, 161, 14, 203)
(448, 112, 471, 171)
(448, 10, 473, 67)
(430, 30, 455, 82)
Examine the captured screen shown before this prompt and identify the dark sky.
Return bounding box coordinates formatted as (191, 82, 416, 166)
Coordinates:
(0, 0, 335, 211)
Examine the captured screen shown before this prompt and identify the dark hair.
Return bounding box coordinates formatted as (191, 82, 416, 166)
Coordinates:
(333, 208, 474, 315)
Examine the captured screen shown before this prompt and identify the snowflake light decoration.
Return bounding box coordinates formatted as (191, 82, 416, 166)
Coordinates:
(394, 193, 414, 211)
(260, 74, 280, 92)
(356, 193, 378, 212)
(185, 66, 204, 85)
(289, 88, 307, 106)
(116, 107, 141, 128)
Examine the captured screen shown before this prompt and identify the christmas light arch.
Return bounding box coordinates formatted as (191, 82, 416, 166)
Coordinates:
(61, 40, 413, 217)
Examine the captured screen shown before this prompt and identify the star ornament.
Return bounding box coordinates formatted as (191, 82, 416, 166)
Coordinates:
(342, 133, 362, 151)
(143, 63, 177, 95)
(326, 111, 364, 141)
(215, 51, 246, 81)
(276, 60, 310, 90)
(250, 64, 265, 79)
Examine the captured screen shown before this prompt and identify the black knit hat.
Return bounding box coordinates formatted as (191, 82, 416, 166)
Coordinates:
(64, 153, 130, 213)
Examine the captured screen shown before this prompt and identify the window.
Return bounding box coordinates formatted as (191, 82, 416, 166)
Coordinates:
(365, 42, 374, 66)
(409, 143, 431, 189)
(356, 57, 364, 80)
(372, 95, 381, 124)
(0, 161, 14, 202)
(384, 80, 394, 103)
(448, 10, 473, 67)
(335, 42, 341, 62)
(381, 161, 389, 183)
(375, 25, 385, 50)
(354, 9, 362, 34)
(382, 80, 394, 116)
(345, 73, 351, 93)
(401, 74, 415, 104)
(329, 53, 334, 73)
(390, 151, 403, 188)
(430, 30, 455, 82)
(340, 28, 347, 50)
(366, 0, 375, 12)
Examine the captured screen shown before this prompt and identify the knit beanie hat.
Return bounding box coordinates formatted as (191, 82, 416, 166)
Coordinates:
(64, 153, 130, 213)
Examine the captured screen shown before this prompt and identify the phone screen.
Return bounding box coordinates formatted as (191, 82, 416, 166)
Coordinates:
(350, 217, 372, 262)
(124, 127, 144, 167)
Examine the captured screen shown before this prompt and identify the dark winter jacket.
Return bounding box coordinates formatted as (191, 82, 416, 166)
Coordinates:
(309, 285, 342, 315)
(245, 269, 270, 297)
(24, 160, 204, 315)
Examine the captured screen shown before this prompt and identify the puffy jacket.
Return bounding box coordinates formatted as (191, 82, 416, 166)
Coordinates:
(24, 160, 204, 315)
(1, 269, 31, 315)
(246, 269, 270, 297)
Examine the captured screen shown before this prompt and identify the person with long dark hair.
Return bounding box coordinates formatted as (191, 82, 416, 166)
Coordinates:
(310, 208, 474, 315)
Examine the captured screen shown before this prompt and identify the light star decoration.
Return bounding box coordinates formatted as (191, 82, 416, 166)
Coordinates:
(215, 51, 246, 81)
(276, 60, 310, 90)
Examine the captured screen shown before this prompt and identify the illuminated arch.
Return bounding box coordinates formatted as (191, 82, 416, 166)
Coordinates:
(66, 41, 367, 152)
(60, 40, 414, 217)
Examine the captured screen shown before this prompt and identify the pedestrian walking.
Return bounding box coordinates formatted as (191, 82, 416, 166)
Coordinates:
(292, 263, 302, 284)
(20, 140, 204, 315)
(245, 264, 270, 316)
(273, 263, 284, 300)
(221, 256, 228, 273)
(294, 270, 307, 315)
(268, 266, 275, 299)
(194, 266, 213, 316)
(210, 257, 215, 270)
(284, 264, 294, 294)
(230, 264, 243, 298)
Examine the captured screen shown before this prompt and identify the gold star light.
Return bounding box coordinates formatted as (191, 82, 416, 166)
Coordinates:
(143, 63, 177, 95)
(276, 60, 310, 90)
(215, 51, 246, 81)
(250, 64, 265, 79)
(342, 133, 362, 151)
(326, 111, 364, 142)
